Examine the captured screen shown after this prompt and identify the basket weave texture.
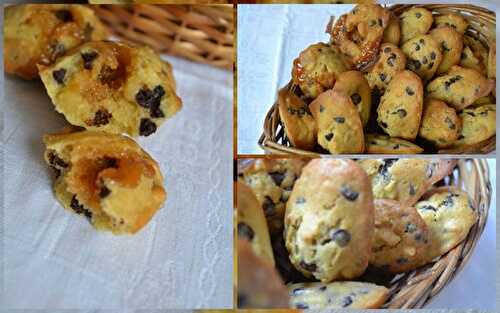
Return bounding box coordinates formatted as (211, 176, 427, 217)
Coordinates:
(259, 4, 496, 155)
(92, 4, 234, 69)
(237, 158, 492, 309)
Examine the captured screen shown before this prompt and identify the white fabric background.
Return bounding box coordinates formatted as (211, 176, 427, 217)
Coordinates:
(2, 55, 233, 309)
(237, 1, 499, 154)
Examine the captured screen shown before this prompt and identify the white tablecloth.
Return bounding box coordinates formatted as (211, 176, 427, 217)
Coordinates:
(2, 54, 233, 309)
(237, 1, 499, 154)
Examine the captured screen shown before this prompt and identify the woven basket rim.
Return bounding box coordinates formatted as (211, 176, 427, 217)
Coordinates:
(258, 4, 496, 156)
(237, 158, 492, 309)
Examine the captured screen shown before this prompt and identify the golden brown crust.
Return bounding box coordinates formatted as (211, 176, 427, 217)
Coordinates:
(4, 4, 107, 79)
(278, 88, 317, 150)
(310, 90, 365, 154)
(365, 43, 406, 91)
(285, 159, 374, 282)
(371, 199, 430, 273)
(329, 4, 390, 69)
(419, 98, 462, 148)
(332, 70, 372, 127)
(237, 239, 290, 308)
(365, 133, 423, 154)
(43, 130, 165, 234)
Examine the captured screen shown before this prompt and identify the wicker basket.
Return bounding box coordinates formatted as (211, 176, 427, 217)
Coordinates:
(237, 158, 492, 309)
(92, 4, 234, 69)
(259, 4, 496, 155)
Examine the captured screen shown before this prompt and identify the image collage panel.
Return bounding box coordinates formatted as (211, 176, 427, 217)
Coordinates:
(0, 0, 498, 313)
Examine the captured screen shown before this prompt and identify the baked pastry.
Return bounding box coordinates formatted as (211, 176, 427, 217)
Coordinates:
(460, 45, 486, 74)
(487, 40, 496, 79)
(43, 129, 166, 234)
(284, 159, 374, 282)
(358, 159, 457, 207)
(415, 187, 478, 261)
(435, 13, 469, 34)
(418, 98, 461, 148)
(239, 159, 306, 235)
(452, 104, 496, 147)
(382, 13, 401, 46)
(473, 94, 495, 106)
(365, 133, 423, 154)
(365, 43, 406, 91)
(401, 35, 443, 81)
(377, 70, 423, 140)
(464, 35, 489, 67)
(291, 42, 348, 98)
(331, 70, 372, 127)
(429, 26, 463, 74)
(399, 7, 433, 43)
(278, 87, 317, 150)
(426, 66, 494, 110)
(237, 181, 275, 265)
(329, 4, 390, 69)
(288, 281, 389, 309)
(38, 41, 182, 137)
(237, 239, 289, 308)
(371, 199, 430, 273)
(4, 4, 107, 79)
(310, 90, 365, 154)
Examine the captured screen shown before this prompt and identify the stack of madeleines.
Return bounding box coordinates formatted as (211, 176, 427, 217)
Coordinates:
(4, 4, 183, 234)
(237, 158, 478, 309)
(277, 3, 496, 154)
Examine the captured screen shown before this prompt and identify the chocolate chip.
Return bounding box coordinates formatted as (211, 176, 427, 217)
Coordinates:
(395, 108, 407, 118)
(397, 257, 409, 264)
(441, 193, 459, 207)
(380, 121, 388, 128)
(91, 109, 112, 126)
(350, 93, 361, 105)
(262, 196, 276, 215)
(292, 287, 305, 296)
(324, 133, 334, 141)
(379, 73, 387, 81)
(331, 229, 351, 247)
(103, 157, 118, 168)
(139, 118, 157, 136)
(415, 12, 422, 18)
(428, 62, 434, 69)
(458, 135, 465, 140)
(268, 171, 285, 186)
(378, 18, 383, 27)
(334, 117, 345, 123)
(340, 185, 358, 201)
(319, 105, 325, 112)
(409, 184, 416, 195)
(342, 296, 353, 307)
(442, 42, 451, 52)
(295, 303, 309, 309)
(387, 53, 397, 66)
(136, 85, 166, 118)
(408, 59, 421, 70)
(55, 10, 73, 22)
(445, 117, 456, 129)
(378, 159, 396, 180)
(299, 260, 317, 272)
(461, 97, 465, 104)
(296, 197, 306, 204)
(406, 87, 415, 95)
(420, 205, 437, 211)
(52, 68, 66, 84)
(415, 232, 424, 241)
(319, 286, 327, 291)
(238, 222, 255, 241)
(49, 42, 66, 60)
(393, 144, 400, 149)
(384, 47, 392, 53)
(422, 56, 428, 64)
(415, 43, 421, 51)
(405, 223, 417, 233)
(81, 51, 98, 70)
(430, 52, 436, 60)
(70, 195, 92, 220)
(48, 151, 68, 169)
(99, 185, 111, 198)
